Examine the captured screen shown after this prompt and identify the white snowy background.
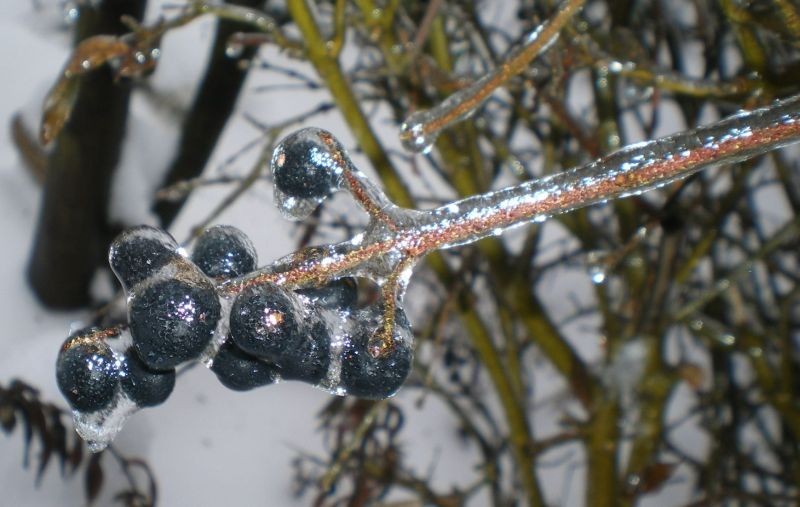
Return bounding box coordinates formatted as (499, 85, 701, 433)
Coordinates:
(0, 1, 734, 506)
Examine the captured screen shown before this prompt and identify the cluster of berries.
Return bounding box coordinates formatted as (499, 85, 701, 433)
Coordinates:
(57, 220, 414, 417)
(57, 146, 414, 408)
(55, 127, 415, 449)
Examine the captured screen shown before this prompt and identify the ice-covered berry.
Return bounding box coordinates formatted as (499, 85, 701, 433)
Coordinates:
(340, 311, 413, 399)
(277, 320, 330, 384)
(129, 278, 221, 370)
(210, 339, 278, 391)
(109, 226, 180, 290)
(229, 283, 302, 360)
(230, 283, 329, 384)
(56, 337, 120, 412)
(296, 277, 358, 311)
(271, 128, 342, 199)
(191, 225, 257, 280)
(120, 348, 176, 407)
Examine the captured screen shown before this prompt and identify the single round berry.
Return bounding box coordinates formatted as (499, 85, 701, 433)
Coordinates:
(230, 283, 330, 384)
(230, 283, 302, 361)
(272, 128, 342, 199)
(129, 278, 221, 370)
(211, 339, 278, 391)
(296, 277, 358, 311)
(120, 348, 176, 407)
(191, 225, 257, 280)
(277, 320, 330, 384)
(340, 312, 413, 399)
(56, 339, 120, 412)
(109, 226, 180, 289)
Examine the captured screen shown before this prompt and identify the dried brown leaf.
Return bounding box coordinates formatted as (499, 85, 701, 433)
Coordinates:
(85, 452, 105, 504)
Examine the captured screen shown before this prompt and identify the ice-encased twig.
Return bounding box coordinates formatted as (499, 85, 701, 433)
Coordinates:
(59, 93, 800, 453)
(422, 94, 800, 249)
(399, 0, 586, 153)
(227, 94, 800, 295)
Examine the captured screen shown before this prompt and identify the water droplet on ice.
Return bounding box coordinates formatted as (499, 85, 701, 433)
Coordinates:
(63, 3, 80, 24)
(607, 60, 624, 73)
(586, 250, 609, 284)
(400, 118, 436, 154)
(73, 396, 138, 453)
(589, 265, 607, 284)
(274, 188, 324, 220)
(225, 42, 244, 58)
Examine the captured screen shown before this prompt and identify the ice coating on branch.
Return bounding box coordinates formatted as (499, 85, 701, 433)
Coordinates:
(56, 95, 800, 450)
(399, 5, 563, 153)
(408, 95, 800, 249)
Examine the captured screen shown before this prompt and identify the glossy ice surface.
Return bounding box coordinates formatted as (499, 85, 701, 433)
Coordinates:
(191, 225, 258, 280)
(56, 94, 800, 450)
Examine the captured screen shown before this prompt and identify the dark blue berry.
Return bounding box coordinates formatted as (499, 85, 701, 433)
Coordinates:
(56, 338, 119, 412)
(120, 348, 176, 407)
(340, 312, 413, 399)
(230, 283, 329, 384)
(229, 283, 301, 360)
(129, 278, 221, 370)
(296, 277, 358, 311)
(277, 321, 330, 384)
(210, 339, 278, 391)
(109, 226, 180, 289)
(272, 129, 341, 199)
(191, 225, 257, 280)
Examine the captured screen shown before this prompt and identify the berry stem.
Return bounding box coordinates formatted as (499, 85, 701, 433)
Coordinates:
(370, 258, 417, 357)
(223, 94, 800, 295)
(286, 0, 415, 207)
